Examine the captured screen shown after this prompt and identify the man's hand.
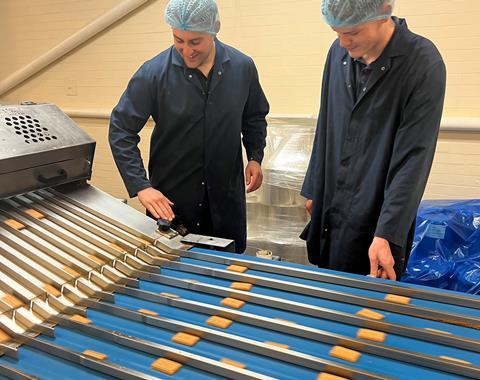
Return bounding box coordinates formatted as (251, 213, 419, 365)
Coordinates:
(368, 236, 396, 280)
(137, 187, 175, 221)
(245, 160, 263, 193)
(305, 199, 313, 215)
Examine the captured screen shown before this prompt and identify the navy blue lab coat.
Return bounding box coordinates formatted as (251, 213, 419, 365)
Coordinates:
(301, 18, 446, 276)
(109, 40, 269, 252)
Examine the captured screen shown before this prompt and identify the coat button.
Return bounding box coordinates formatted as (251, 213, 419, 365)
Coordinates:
(343, 61, 347, 65)
(201, 182, 205, 185)
(198, 203, 202, 207)
(381, 66, 386, 71)
(363, 87, 367, 92)
(188, 74, 193, 79)
(197, 222, 201, 227)
(218, 71, 222, 75)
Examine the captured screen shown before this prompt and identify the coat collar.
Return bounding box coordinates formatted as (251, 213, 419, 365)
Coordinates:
(171, 38, 231, 94)
(340, 17, 412, 108)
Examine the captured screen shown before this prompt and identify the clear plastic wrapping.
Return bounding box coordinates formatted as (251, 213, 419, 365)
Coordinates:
(246, 121, 316, 264)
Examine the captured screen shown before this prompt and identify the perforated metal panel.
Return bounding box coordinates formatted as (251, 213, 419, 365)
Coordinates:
(0, 103, 95, 198)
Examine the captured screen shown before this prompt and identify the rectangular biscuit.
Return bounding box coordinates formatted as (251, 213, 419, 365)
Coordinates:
(230, 282, 253, 291)
(70, 314, 92, 324)
(25, 209, 44, 219)
(172, 332, 200, 346)
(356, 308, 385, 320)
(3, 219, 25, 230)
(329, 346, 361, 363)
(384, 294, 411, 304)
(226, 265, 248, 273)
(83, 350, 108, 361)
(357, 329, 386, 343)
(221, 297, 245, 309)
(206, 316, 232, 329)
(138, 308, 158, 317)
(151, 358, 182, 375)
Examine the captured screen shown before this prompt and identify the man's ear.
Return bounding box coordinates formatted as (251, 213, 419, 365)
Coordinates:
(214, 20, 221, 33)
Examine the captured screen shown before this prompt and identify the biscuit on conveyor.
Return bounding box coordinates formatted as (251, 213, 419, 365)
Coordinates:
(221, 297, 245, 309)
(227, 265, 248, 273)
(357, 328, 386, 342)
(70, 314, 92, 324)
(384, 294, 411, 304)
(151, 358, 182, 375)
(138, 308, 158, 316)
(171, 332, 200, 346)
(83, 350, 108, 361)
(329, 346, 361, 362)
(356, 308, 385, 320)
(25, 209, 44, 219)
(3, 219, 25, 230)
(206, 315, 233, 329)
(230, 282, 252, 291)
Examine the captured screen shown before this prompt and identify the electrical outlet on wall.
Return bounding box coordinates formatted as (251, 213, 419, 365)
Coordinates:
(65, 80, 77, 96)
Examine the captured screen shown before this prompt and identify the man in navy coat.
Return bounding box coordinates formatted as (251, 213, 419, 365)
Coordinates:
(109, 0, 269, 253)
(301, 0, 446, 279)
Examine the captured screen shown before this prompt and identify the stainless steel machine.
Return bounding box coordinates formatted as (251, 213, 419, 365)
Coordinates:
(0, 104, 479, 380)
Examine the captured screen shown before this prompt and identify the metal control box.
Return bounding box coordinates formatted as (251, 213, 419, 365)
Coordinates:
(0, 103, 95, 198)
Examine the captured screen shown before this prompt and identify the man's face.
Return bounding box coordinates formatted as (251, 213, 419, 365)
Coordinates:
(172, 29, 215, 69)
(332, 20, 385, 60)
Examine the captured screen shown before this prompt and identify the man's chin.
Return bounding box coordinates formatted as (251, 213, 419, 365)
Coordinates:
(347, 50, 362, 59)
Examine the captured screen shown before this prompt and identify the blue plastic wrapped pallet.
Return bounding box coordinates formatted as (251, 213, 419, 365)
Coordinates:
(402, 200, 480, 294)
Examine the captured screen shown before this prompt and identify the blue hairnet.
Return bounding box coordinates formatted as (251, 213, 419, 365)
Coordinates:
(321, 0, 395, 28)
(165, 0, 220, 35)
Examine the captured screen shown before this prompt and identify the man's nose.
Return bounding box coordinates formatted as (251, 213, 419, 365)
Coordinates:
(338, 35, 351, 48)
(182, 46, 194, 57)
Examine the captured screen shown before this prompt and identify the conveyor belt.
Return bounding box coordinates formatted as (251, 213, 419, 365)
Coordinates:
(0, 190, 479, 380)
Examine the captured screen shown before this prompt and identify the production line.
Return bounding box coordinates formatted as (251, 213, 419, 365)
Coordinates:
(0, 104, 479, 379)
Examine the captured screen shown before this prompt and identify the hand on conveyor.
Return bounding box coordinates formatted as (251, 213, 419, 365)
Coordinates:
(368, 236, 396, 280)
(245, 160, 263, 193)
(137, 187, 175, 221)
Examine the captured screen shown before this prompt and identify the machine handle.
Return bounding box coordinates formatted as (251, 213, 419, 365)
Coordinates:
(37, 169, 67, 185)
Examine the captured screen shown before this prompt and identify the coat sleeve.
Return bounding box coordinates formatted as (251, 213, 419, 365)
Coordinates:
(300, 48, 333, 200)
(241, 60, 269, 164)
(108, 64, 154, 198)
(375, 59, 446, 247)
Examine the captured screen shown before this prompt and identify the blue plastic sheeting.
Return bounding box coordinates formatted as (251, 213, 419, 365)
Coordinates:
(402, 200, 480, 294)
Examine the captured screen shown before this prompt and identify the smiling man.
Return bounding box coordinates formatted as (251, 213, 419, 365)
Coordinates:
(109, 0, 269, 253)
(301, 0, 446, 280)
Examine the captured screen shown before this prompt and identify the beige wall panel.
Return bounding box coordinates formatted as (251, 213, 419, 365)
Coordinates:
(1, 0, 480, 204)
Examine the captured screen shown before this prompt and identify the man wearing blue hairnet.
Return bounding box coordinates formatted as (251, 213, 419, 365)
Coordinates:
(109, 0, 269, 253)
(301, 0, 446, 280)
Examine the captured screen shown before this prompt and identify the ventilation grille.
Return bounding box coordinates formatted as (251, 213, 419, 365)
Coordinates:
(4, 114, 57, 144)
